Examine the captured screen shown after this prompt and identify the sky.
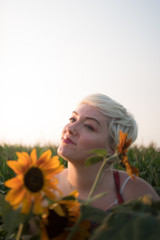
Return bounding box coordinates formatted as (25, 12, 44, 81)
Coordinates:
(0, 0, 160, 147)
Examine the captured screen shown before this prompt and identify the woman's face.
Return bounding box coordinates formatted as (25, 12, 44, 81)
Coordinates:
(57, 103, 109, 164)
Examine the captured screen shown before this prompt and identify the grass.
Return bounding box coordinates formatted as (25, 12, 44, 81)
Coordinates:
(0, 143, 160, 195)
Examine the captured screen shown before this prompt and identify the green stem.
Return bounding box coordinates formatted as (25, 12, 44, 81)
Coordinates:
(66, 215, 83, 240)
(87, 158, 106, 200)
(16, 223, 23, 240)
(87, 153, 118, 201)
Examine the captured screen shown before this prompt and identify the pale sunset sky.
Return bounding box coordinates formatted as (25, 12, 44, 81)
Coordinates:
(0, 0, 160, 147)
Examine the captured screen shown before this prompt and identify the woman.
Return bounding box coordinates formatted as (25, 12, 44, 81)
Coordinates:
(57, 93, 160, 211)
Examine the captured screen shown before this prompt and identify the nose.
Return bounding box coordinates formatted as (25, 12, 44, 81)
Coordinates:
(66, 122, 78, 135)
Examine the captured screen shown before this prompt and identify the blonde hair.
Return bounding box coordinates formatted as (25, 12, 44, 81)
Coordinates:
(78, 93, 138, 150)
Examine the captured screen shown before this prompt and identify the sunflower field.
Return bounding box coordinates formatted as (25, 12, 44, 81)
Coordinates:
(0, 142, 160, 240)
(1, 143, 160, 195)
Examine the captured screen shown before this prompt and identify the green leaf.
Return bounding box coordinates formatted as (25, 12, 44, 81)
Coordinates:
(88, 149, 107, 157)
(85, 149, 108, 166)
(85, 155, 103, 167)
(80, 205, 106, 223)
(61, 196, 77, 201)
(89, 199, 160, 240)
(85, 192, 108, 205)
(0, 194, 32, 234)
(90, 212, 160, 240)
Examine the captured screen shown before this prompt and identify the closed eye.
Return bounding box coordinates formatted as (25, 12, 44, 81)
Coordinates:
(84, 124, 94, 131)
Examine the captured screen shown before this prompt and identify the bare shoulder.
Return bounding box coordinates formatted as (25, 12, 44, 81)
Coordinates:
(119, 170, 160, 202)
(55, 168, 68, 181)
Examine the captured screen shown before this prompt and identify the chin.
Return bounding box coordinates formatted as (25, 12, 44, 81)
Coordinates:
(57, 145, 63, 157)
(57, 145, 70, 161)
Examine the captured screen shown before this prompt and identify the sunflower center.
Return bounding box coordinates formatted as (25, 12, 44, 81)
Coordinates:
(46, 206, 68, 238)
(24, 167, 44, 192)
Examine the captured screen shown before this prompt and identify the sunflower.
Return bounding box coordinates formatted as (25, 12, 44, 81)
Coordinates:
(117, 130, 139, 178)
(4, 149, 64, 214)
(41, 190, 90, 240)
(117, 130, 132, 156)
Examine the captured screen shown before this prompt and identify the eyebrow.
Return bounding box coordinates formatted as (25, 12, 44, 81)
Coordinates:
(72, 111, 101, 126)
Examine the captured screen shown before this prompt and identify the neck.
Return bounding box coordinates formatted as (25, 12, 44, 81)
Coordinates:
(67, 161, 110, 198)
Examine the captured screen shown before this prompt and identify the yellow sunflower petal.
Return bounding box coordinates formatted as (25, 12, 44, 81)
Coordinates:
(4, 176, 23, 188)
(44, 159, 64, 171)
(120, 129, 127, 142)
(122, 156, 134, 179)
(117, 130, 132, 157)
(51, 155, 61, 164)
(125, 138, 132, 149)
(131, 166, 139, 176)
(118, 130, 124, 150)
(33, 194, 44, 215)
(38, 161, 56, 170)
(43, 165, 64, 178)
(49, 156, 64, 169)
(39, 157, 60, 169)
(12, 202, 21, 210)
(6, 161, 24, 175)
(51, 203, 66, 217)
(59, 200, 80, 209)
(30, 148, 37, 165)
(54, 165, 64, 174)
(45, 178, 58, 189)
(16, 152, 30, 166)
(43, 187, 57, 201)
(68, 190, 79, 199)
(5, 187, 26, 206)
(21, 191, 32, 214)
(38, 150, 52, 165)
(126, 165, 134, 178)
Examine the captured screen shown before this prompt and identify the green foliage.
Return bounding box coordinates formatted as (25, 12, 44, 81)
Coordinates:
(80, 205, 106, 223)
(0, 143, 160, 239)
(114, 144, 160, 195)
(0, 194, 31, 235)
(89, 196, 160, 240)
(85, 149, 107, 167)
(85, 156, 103, 167)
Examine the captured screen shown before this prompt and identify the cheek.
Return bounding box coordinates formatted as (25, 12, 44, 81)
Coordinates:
(79, 134, 107, 150)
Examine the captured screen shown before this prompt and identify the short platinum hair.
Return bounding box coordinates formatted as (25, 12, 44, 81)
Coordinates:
(78, 93, 138, 151)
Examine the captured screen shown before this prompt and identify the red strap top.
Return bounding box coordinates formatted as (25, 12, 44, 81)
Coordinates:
(113, 170, 124, 204)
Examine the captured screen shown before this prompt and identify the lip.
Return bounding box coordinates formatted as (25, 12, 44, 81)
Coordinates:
(62, 137, 76, 145)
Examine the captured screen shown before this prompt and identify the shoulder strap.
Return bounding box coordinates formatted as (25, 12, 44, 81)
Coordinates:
(113, 170, 124, 204)
(120, 175, 130, 194)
